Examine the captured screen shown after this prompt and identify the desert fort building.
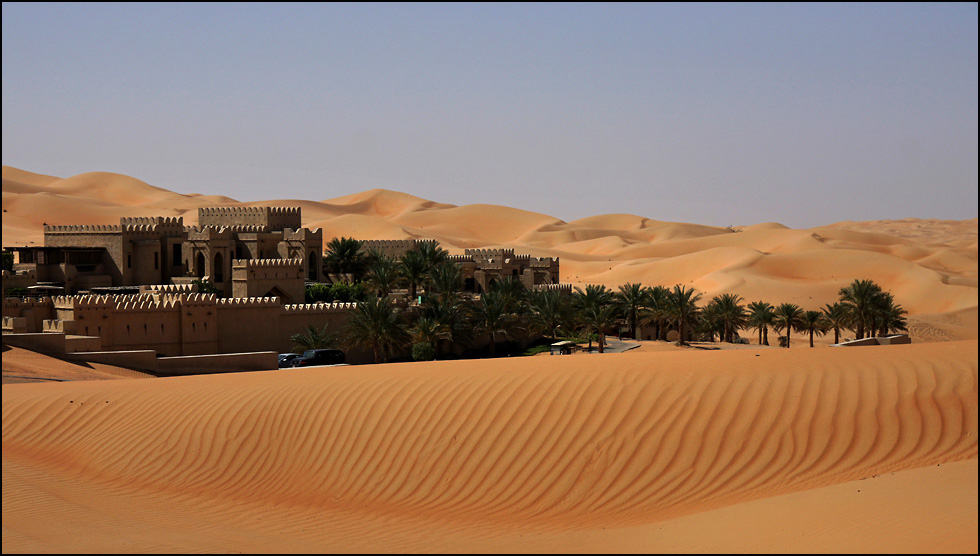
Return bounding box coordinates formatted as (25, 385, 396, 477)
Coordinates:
(3, 206, 562, 368)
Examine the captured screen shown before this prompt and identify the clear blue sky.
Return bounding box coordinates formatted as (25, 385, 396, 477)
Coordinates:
(3, 3, 977, 227)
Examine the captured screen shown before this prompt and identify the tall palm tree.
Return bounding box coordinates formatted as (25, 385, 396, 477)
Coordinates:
(527, 289, 572, 340)
(711, 293, 747, 343)
(489, 277, 528, 314)
(617, 283, 650, 340)
(366, 253, 402, 299)
(573, 284, 615, 351)
(399, 250, 430, 303)
(423, 296, 474, 357)
(665, 285, 702, 346)
(289, 324, 337, 352)
(418, 241, 449, 268)
(747, 301, 774, 346)
(341, 297, 409, 364)
(697, 301, 724, 342)
(772, 303, 804, 348)
(871, 292, 908, 337)
(838, 279, 883, 339)
(473, 291, 520, 357)
(800, 310, 828, 347)
(407, 315, 451, 361)
(640, 285, 671, 341)
(324, 237, 367, 283)
(579, 303, 620, 353)
(428, 261, 465, 304)
(821, 302, 850, 344)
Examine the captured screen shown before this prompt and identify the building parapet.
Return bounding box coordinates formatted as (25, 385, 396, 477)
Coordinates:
(215, 296, 283, 308)
(232, 258, 304, 268)
(140, 284, 198, 295)
(44, 224, 121, 233)
(532, 283, 572, 294)
(282, 302, 358, 313)
(465, 248, 516, 258)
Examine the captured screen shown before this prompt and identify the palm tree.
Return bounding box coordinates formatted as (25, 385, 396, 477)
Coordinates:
(697, 301, 724, 342)
(573, 284, 615, 351)
(473, 291, 520, 357)
(366, 253, 402, 299)
(488, 277, 528, 314)
(428, 261, 465, 304)
(711, 293, 747, 343)
(407, 315, 451, 361)
(821, 302, 850, 344)
(290, 324, 337, 352)
(664, 285, 702, 346)
(747, 301, 774, 346)
(341, 297, 409, 364)
(871, 292, 908, 337)
(579, 303, 620, 353)
(617, 283, 650, 340)
(772, 303, 804, 348)
(418, 241, 449, 269)
(800, 310, 828, 347)
(527, 289, 572, 340)
(640, 285, 671, 341)
(423, 296, 474, 357)
(324, 237, 367, 283)
(399, 250, 430, 304)
(838, 279, 883, 339)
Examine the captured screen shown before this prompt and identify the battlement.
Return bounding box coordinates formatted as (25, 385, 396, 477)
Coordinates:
(187, 227, 238, 240)
(282, 301, 358, 313)
(191, 225, 271, 234)
(120, 216, 184, 236)
(283, 227, 323, 239)
(232, 258, 304, 269)
(465, 248, 516, 258)
(447, 254, 473, 263)
(532, 283, 572, 294)
(140, 284, 198, 295)
(215, 296, 283, 308)
(3, 297, 53, 309)
(198, 206, 301, 231)
(45, 224, 121, 234)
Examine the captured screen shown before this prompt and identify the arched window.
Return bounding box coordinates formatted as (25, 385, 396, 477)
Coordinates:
(308, 251, 317, 280)
(196, 253, 206, 279)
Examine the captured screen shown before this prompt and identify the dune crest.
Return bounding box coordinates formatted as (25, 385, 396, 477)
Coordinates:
(2, 165, 977, 337)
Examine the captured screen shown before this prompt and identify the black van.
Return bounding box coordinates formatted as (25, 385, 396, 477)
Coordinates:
(288, 349, 346, 367)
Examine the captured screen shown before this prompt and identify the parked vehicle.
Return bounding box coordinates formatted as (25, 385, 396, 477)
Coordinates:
(288, 349, 346, 367)
(278, 353, 303, 368)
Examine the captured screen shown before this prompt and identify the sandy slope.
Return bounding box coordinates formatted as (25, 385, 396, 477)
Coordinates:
(2, 341, 976, 553)
(2, 166, 978, 552)
(4, 166, 975, 332)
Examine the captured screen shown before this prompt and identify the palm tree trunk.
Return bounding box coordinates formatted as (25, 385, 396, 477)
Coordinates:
(809, 330, 814, 348)
(834, 328, 840, 344)
(763, 326, 769, 346)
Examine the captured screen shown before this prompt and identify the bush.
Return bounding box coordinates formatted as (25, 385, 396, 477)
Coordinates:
(4, 287, 29, 298)
(412, 342, 436, 361)
(1, 252, 13, 272)
(192, 279, 223, 297)
(306, 282, 369, 304)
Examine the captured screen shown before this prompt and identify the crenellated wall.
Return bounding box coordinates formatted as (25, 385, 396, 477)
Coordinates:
(231, 258, 305, 303)
(198, 207, 302, 231)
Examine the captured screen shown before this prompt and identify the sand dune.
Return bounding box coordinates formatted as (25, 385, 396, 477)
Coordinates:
(2, 166, 978, 552)
(2, 341, 976, 552)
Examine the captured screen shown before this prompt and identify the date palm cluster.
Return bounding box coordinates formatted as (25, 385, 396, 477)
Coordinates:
(302, 239, 909, 361)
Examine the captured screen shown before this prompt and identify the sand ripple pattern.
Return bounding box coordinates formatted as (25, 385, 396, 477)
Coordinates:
(3, 342, 977, 527)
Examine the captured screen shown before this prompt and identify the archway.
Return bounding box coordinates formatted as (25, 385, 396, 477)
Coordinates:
(214, 252, 224, 283)
(196, 253, 206, 279)
(308, 251, 317, 280)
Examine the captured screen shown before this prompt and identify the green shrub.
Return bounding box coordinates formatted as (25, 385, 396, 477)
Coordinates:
(1, 252, 13, 272)
(412, 342, 436, 361)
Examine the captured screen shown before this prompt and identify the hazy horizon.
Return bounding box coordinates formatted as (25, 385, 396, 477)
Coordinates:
(3, 3, 977, 228)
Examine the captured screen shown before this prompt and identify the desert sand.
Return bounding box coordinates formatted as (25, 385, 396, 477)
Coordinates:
(2, 166, 978, 553)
